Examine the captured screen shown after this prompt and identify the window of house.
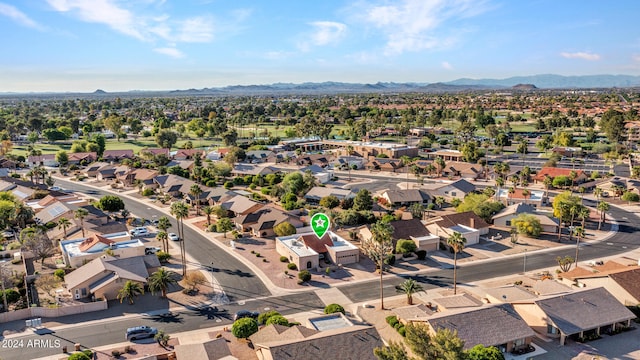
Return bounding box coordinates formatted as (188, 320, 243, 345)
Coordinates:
(547, 325, 559, 334)
(514, 338, 525, 347)
(506, 220, 511, 226)
(81, 288, 87, 296)
(451, 191, 457, 197)
(307, 261, 312, 269)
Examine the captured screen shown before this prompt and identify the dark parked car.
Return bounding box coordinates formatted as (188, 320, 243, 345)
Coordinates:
(233, 310, 259, 321)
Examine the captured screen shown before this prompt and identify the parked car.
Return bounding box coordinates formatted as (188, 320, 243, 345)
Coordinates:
(168, 233, 180, 241)
(48, 186, 63, 191)
(233, 310, 259, 321)
(145, 247, 161, 255)
(125, 326, 157, 341)
(130, 227, 149, 237)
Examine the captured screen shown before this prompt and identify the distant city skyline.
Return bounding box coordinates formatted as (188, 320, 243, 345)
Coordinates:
(1, 0, 639, 92)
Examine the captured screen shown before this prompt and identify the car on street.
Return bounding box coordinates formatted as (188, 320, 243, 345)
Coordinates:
(130, 227, 149, 237)
(49, 186, 63, 191)
(233, 310, 259, 321)
(168, 233, 180, 241)
(125, 326, 157, 341)
(145, 247, 161, 255)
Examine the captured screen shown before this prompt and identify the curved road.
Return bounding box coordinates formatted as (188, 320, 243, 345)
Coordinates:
(4, 181, 639, 359)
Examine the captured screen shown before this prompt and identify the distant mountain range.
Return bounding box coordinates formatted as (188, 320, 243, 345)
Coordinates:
(3, 74, 640, 97)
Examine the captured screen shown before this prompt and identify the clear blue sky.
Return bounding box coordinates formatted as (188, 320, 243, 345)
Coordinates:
(1, 0, 639, 92)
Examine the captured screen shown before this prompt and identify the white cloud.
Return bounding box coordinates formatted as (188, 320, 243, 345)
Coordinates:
(560, 51, 601, 61)
(355, 0, 488, 55)
(633, 54, 640, 62)
(153, 47, 184, 58)
(298, 21, 347, 51)
(442, 61, 453, 70)
(46, 0, 218, 44)
(0, 2, 45, 30)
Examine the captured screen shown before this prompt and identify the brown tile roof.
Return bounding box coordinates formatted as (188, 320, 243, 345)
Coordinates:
(250, 324, 315, 345)
(434, 211, 490, 229)
(78, 234, 115, 252)
(389, 219, 431, 240)
(427, 304, 534, 350)
(300, 233, 334, 253)
(609, 268, 640, 303)
(174, 338, 236, 360)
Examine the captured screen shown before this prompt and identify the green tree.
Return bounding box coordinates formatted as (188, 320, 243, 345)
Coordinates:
(57, 217, 72, 239)
(374, 341, 410, 360)
(466, 344, 505, 360)
(324, 303, 345, 314)
(154, 330, 170, 346)
(273, 221, 296, 236)
(573, 226, 585, 269)
(405, 322, 434, 359)
(156, 231, 169, 253)
(395, 239, 417, 256)
(216, 217, 233, 238)
(597, 201, 609, 230)
(265, 315, 289, 326)
(368, 220, 394, 309)
(599, 108, 626, 143)
(409, 203, 424, 220)
(231, 318, 258, 339)
(148, 268, 178, 298)
(447, 231, 466, 295)
(396, 278, 424, 305)
(190, 184, 203, 215)
(319, 195, 340, 209)
(96, 195, 125, 212)
(116, 280, 144, 304)
(353, 188, 373, 211)
(202, 206, 214, 225)
(170, 201, 189, 276)
(430, 328, 466, 360)
(556, 255, 574, 272)
(155, 129, 178, 149)
(622, 191, 640, 204)
(55, 150, 69, 167)
(512, 213, 542, 237)
(74, 207, 89, 237)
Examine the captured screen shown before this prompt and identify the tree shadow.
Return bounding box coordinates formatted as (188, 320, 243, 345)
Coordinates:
(142, 312, 184, 324)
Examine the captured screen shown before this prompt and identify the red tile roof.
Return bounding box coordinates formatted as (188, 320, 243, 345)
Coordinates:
(300, 233, 333, 253)
(78, 234, 115, 252)
(534, 167, 585, 181)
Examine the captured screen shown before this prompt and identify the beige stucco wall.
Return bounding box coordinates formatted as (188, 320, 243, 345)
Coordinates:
(513, 303, 557, 338)
(328, 248, 359, 265)
(579, 277, 639, 306)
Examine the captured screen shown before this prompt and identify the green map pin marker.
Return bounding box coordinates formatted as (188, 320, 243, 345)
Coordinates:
(311, 212, 330, 239)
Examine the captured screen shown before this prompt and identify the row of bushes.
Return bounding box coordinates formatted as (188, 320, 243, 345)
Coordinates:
(386, 315, 406, 337)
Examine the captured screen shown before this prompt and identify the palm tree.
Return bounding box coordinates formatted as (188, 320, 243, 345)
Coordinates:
(57, 217, 71, 239)
(157, 216, 172, 233)
(578, 206, 590, 230)
(345, 145, 354, 180)
(447, 231, 466, 295)
(157, 231, 169, 253)
(597, 201, 610, 230)
(396, 278, 424, 305)
(170, 201, 190, 276)
(522, 189, 530, 203)
(543, 175, 553, 198)
(495, 177, 505, 201)
(148, 268, 178, 297)
(74, 208, 89, 237)
(190, 184, 203, 216)
(435, 156, 446, 177)
(569, 171, 577, 194)
(594, 187, 603, 202)
(573, 226, 585, 269)
(370, 220, 394, 310)
(202, 206, 214, 225)
(13, 203, 34, 229)
(117, 280, 144, 304)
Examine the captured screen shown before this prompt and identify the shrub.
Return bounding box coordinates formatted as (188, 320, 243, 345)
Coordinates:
(396, 239, 417, 255)
(258, 310, 281, 324)
(255, 252, 261, 257)
(279, 256, 289, 263)
(386, 315, 399, 327)
(324, 303, 345, 314)
(7, 241, 21, 250)
(156, 251, 171, 263)
(124, 345, 133, 353)
(232, 318, 259, 339)
(54, 269, 65, 280)
(287, 263, 297, 270)
(384, 254, 396, 266)
(141, 188, 155, 196)
(398, 326, 406, 337)
(111, 350, 121, 358)
(416, 250, 427, 260)
(68, 352, 91, 360)
(265, 315, 289, 326)
(298, 270, 311, 282)
(325, 267, 331, 275)
(224, 181, 233, 189)
(262, 258, 267, 262)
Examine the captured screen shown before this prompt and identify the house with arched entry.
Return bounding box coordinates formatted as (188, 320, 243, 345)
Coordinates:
(275, 231, 359, 271)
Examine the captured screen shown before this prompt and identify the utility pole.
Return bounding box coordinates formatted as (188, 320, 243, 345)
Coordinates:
(523, 249, 527, 274)
(0, 264, 7, 312)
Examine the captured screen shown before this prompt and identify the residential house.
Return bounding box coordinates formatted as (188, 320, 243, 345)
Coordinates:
(139, 148, 170, 159)
(441, 161, 484, 180)
(366, 157, 403, 172)
(558, 261, 640, 305)
(245, 150, 275, 163)
(250, 324, 383, 360)
(300, 164, 334, 184)
(152, 174, 196, 198)
(174, 338, 237, 360)
(422, 179, 476, 200)
(304, 186, 354, 205)
(84, 162, 111, 178)
(295, 154, 333, 167)
(275, 231, 359, 271)
(173, 149, 206, 160)
(9, 185, 35, 202)
(497, 188, 547, 207)
(27, 154, 57, 168)
(551, 147, 583, 158)
(431, 293, 484, 311)
(68, 152, 98, 166)
(60, 232, 142, 267)
(424, 211, 490, 246)
(332, 155, 366, 170)
(389, 219, 439, 252)
(322, 139, 418, 159)
(232, 164, 278, 177)
(425, 304, 535, 353)
(533, 167, 588, 184)
(393, 304, 435, 324)
(428, 149, 465, 162)
(492, 203, 559, 233)
(513, 287, 636, 345)
(220, 194, 264, 216)
(234, 206, 303, 238)
(64, 254, 158, 300)
(484, 285, 539, 304)
(118, 168, 158, 187)
(101, 149, 135, 162)
(625, 121, 640, 143)
(379, 189, 430, 208)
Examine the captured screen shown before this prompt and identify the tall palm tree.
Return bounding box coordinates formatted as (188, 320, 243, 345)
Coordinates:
(543, 175, 553, 198)
(13, 203, 34, 229)
(594, 187, 603, 202)
(148, 268, 178, 297)
(495, 177, 505, 201)
(74, 208, 89, 237)
(157, 216, 172, 233)
(57, 217, 71, 239)
(189, 184, 203, 216)
(170, 201, 190, 276)
(447, 231, 466, 295)
(202, 206, 214, 225)
(157, 231, 169, 253)
(597, 201, 610, 230)
(345, 145, 354, 180)
(569, 171, 577, 194)
(370, 220, 394, 310)
(578, 206, 590, 230)
(117, 280, 144, 304)
(573, 226, 585, 269)
(396, 278, 424, 305)
(435, 157, 446, 177)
